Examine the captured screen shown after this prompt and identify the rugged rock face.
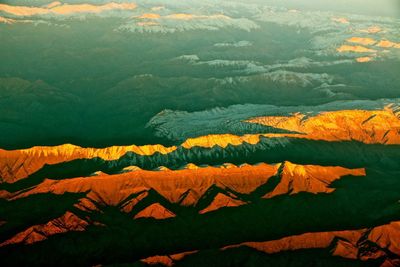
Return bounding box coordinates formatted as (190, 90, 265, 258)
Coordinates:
(0, 105, 399, 266)
(0, 134, 282, 183)
(2, 163, 278, 205)
(2, 107, 398, 184)
(247, 108, 400, 145)
(0, 212, 88, 247)
(134, 203, 176, 220)
(147, 101, 400, 143)
(0, 143, 177, 183)
(222, 220, 400, 266)
(264, 161, 366, 198)
(1, 0, 400, 264)
(0, 157, 398, 266)
(2, 162, 365, 209)
(199, 193, 247, 214)
(138, 220, 400, 266)
(368, 221, 400, 257)
(0, 160, 369, 258)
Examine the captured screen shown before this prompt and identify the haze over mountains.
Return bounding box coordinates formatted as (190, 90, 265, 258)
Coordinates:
(0, 1, 400, 266)
(1, 0, 400, 148)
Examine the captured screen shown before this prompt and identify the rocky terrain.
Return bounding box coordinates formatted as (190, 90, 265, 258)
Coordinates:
(1, 1, 400, 266)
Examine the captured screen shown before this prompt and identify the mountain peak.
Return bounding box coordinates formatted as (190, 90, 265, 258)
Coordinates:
(199, 193, 246, 214)
(134, 203, 176, 220)
(264, 162, 366, 198)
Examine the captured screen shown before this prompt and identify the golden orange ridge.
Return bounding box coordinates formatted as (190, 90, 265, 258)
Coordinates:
(199, 192, 247, 214)
(2, 163, 280, 205)
(0, 143, 176, 183)
(1, 162, 365, 213)
(246, 108, 400, 145)
(0, 211, 88, 247)
(0, 162, 367, 249)
(134, 203, 176, 220)
(0, 133, 290, 183)
(263, 161, 365, 198)
(222, 221, 400, 265)
(138, 220, 399, 266)
(0, 108, 397, 183)
(0, 133, 289, 183)
(141, 251, 198, 267)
